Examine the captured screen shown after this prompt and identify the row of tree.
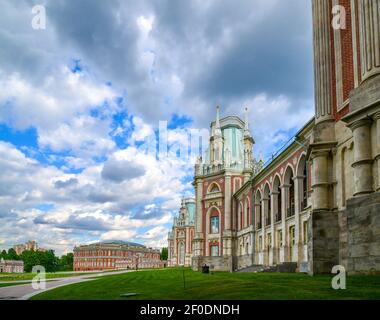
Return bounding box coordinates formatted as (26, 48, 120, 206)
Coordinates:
(160, 247, 168, 261)
(0, 248, 73, 272)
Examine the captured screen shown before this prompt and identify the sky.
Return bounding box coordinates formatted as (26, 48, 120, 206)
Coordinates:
(0, 0, 314, 256)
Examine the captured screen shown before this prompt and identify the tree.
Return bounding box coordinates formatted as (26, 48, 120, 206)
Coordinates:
(20, 249, 59, 272)
(21, 250, 38, 272)
(58, 253, 74, 271)
(160, 247, 168, 261)
(0, 250, 7, 259)
(7, 248, 20, 260)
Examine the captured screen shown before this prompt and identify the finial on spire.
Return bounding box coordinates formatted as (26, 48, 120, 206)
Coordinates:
(214, 105, 222, 136)
(244, 107, 249, 131)
(243, 106, 252, 138)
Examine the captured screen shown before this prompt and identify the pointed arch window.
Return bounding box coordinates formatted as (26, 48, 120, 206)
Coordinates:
(209, 183, 221, 193)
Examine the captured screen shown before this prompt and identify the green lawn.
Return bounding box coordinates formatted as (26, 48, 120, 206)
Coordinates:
(31, 268, 380, 300)
(0, 282, 31, 288)
(0, 271, 100, 282)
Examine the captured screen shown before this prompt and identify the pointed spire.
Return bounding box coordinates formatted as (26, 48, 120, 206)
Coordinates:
(244, 107, 251, 137)
(214, 105, 222, 136)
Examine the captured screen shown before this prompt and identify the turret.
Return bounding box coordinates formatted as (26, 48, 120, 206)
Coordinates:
(243, 107, 255, 172)
(210, 106, 224, 165)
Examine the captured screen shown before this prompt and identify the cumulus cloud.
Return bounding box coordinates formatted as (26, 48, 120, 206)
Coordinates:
(54, 178, 79, 189)
(0, 0, 314, 254)
(101, 158, 146, 183)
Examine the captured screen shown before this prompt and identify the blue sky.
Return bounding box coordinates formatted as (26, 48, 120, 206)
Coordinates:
(0, 0, 314, 255)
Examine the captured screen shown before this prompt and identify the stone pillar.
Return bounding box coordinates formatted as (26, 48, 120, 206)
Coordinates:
(375, 112, 380, 191)
(349, 118, 374, 196)
(359, 0, 380, 82)
(270, 192, 277, 265)
(223, 173, 233, 256)
(280, 184, 289, 262)
(261, 199, 267, 264)
(294, 176, 304, 264)
(311, 151, 330, 210)
(312, 0, 334, 124)
(193, 179, 204, 257)
(263, 197, 270, 265)
(224, 173, 232, 231)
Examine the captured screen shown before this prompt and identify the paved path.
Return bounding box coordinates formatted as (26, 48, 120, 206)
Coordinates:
(0, 270, 135, 300)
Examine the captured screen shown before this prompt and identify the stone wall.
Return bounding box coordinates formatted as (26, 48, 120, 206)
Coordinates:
(308, 210, 340, 275)
(338, 210, 348, 270)
(235, 254, 254, 271)
(345, 192, 380, 275)
(192, 256, 233, 272)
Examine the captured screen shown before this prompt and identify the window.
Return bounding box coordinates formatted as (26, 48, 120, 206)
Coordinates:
(211, 216, 219, 234)
(209, 183, 220, 193)
(289, 226, 295, 247)
(287, 179, 295, 217)
(277, 230, 283, 247)
(303, 221, 308, 244)
(267, 233, 272, 250)
(211, 245, 219, 257)
(302, 164, 308, 210)
(258, 235, 263, 251)
(246, 200, 250, 228)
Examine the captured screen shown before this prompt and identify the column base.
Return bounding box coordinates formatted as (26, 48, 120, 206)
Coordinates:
(308, 209, 339, 275)
(345, 193, 380, 275)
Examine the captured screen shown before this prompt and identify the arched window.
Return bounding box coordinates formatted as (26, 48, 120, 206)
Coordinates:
(239, 202, 243, 230)
(284, 166, 295, 218)
(289, 178, 295, 217)
(246, 198, 250, 228)
(264, 184, 271, 226)
(255, 191, 262, 229)
(209, 183, 221, 193)
(302, 162, 307, 210)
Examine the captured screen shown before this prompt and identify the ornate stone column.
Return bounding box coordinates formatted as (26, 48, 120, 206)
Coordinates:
(311, 151, 330, 210)
(294, 175, 304, 263)
(193, 178, 204, 257)
(280, 184, 290, 262)
(312, 0, 334, 124)
(254, 202, 261, 264)
(375, 112, 380, 191)
(223, 173, 233, 256)
(261, 198, 267, 265)
(359, 0, 380, 82)
(349, 118, 374, 195)
(270, 191, 277, 265)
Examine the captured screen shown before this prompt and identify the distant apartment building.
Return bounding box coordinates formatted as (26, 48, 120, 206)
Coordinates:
(13, 240, 40, 255)
(0, 258, 24, 273)
(73, 241, 164, 271)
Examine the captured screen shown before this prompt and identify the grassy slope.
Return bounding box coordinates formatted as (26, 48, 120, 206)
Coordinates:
(0, 270, 122, 281)
(0, 282, 32, 288)
(32, 268, 380, 300)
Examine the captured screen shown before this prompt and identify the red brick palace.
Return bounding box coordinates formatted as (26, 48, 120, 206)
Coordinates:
(73, 241, 164, 271)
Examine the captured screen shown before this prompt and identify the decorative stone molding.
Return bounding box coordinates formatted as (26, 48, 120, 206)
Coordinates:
(312, 0, 334, 123)
(359, 0, 380, 82)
